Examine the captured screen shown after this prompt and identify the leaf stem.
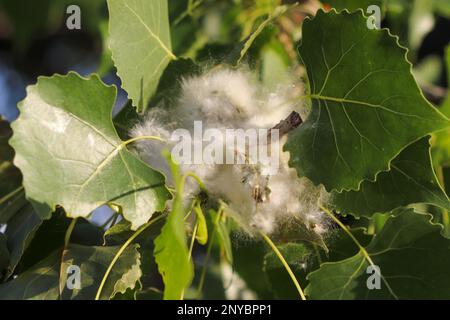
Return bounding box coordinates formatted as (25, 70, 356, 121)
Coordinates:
(181, 172, 207, 192)
(195, 207, 222, 299)
(59, 217, 78, 297)
(196, 227, 215, 299)
(188, 223, 199, 262)
(173, 0, 203, 26)
(260, 232, 307, 300)
(95, 213, 166, 300)
(122, 135, 167, 147)
(237, 4, 292, 65)
(64, 218, 78, 247)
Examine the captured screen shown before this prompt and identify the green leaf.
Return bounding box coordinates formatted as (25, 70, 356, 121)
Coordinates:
(61, 244, 142, 300)
(0, 250, 60, 300)
(15, 210, 70, 273)
(194, 203, 207, 245)
(210, 209, 233, 264)
(154, 153, 193, 300)
(9, 212, 102, 279)
(102, 218, 165, 295)
(150, 58, 201, 107)
(98, 20, 114, 76)
(230, 238, 272, 299)
(0, 118, 25, 224)
(4, 203, 42, 279)
(0, 189, 26, 225)
(113, 101, 140, 140)
(434, 0, 450, 17)
(306, 209, 450, 299)
(263, 242, 310, 299)
(104, 220, 133, 245)
(0, 244, 141, 300)
(10, 72, 170, 230)
(331, 137, 450, 217)
(285, 10, 450, 192)
(441, 45, 450, 117)
(326, 228, 372, 262)
(107, 0, 175, 112)
(0, 118, 22, 197)
(263, 243, 310, 271)
(0, 234, 9, 279)
(324, 0, 384, 11)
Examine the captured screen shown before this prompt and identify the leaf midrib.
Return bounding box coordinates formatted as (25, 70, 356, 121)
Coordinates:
(122, 1, 176, 60)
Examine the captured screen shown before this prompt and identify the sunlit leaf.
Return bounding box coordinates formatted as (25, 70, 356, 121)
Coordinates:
(108, 0, 175, 112)
(285, 10, 450, 192)
(10, 72, 170, 229)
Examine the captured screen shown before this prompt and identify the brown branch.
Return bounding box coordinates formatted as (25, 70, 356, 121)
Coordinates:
(270, 111, 303, 137)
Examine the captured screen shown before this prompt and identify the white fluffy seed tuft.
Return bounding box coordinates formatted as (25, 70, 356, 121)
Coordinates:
(130, 67, 330, 237)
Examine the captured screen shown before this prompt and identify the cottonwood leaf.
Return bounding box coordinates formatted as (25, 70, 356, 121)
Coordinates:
(150, 58, 201, 107)
(306, 209, 450, 299)
(263, 243, 310, 299)
(194, 203, 207, 245)
(0, 118, 21, 197)
(0, 250, 60, 300)
(323, 0, 384, 12)
(107, 0, 175, 112)
(10, 72, 170, 230)
(154, 154, 193, 300)
(230, 238, 272, 299)
(0, 189, 26, 225)
(61, 244, 142, 300)
(0, 118, 25, 224)
(7, 212, 103, 281)
(102, 218, 164, 294)
(0, 234, 9, 279)
(210, 209, 233, 263)
(326, 228, 372, 262)
(331, 137, 450, 217)
(285, 10, 450, 192)
(104, 220, 133, 245)
(0, 244, 141, 300)
(3, 203, 42, 279)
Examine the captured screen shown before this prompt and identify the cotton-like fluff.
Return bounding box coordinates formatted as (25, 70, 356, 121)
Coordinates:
(176, 67, 259, 129)
(247, 82, 303, 129)
(130, 108, 173, 184)
(130, 67, 329, 237)
(246, 140, 330, 235)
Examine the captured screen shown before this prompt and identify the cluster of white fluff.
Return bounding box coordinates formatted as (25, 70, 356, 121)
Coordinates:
(130, 66, 329, 237)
